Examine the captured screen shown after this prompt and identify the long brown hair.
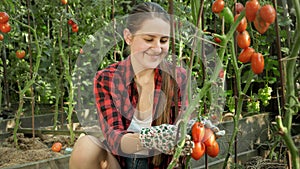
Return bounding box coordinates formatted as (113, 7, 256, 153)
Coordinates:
(126, 2, 177, 166)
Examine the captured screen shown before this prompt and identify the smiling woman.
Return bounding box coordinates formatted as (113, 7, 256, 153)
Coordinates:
(69, 2, 190, 169)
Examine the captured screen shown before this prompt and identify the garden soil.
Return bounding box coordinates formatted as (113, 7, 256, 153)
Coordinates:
(0, 133, 74, 168)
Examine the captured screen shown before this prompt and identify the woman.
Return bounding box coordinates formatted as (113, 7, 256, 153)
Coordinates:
(70, 2, 204, 169)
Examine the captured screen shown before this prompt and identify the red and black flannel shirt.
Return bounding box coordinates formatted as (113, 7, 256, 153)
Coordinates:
(94, 56, 188, 168)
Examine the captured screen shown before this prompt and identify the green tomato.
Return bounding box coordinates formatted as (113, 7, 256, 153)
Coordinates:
(219, 7, 234, 24)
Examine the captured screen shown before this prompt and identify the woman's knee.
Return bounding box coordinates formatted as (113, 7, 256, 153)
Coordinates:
(69, 135, 106, 169)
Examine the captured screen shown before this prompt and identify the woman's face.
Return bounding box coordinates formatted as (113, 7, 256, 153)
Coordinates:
(125, 18, 170, 69)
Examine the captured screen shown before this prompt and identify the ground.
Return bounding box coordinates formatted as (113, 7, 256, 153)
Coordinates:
(0, 133, 74, 168)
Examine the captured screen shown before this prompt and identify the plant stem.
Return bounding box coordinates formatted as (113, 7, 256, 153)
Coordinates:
(275, 0, 300, 168)
(11, 20, 41, 148)
(58, 16, 75, 144)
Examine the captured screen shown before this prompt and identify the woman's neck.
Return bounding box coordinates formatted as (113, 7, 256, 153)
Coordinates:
(131, 56, 155, 86)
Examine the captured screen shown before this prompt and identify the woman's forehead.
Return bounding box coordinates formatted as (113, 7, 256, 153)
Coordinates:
(134, 18, 170, 37)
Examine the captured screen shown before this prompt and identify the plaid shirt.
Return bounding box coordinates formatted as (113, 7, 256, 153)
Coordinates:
(94, 56, 187, 168)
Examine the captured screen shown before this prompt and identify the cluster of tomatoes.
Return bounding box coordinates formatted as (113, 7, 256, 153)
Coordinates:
(236, 1, 275, 74)
(190, 121, 220, 160)
(245, 0, 276, 34)
(68, 19, 79, 33)
(0, 12, 11, 41)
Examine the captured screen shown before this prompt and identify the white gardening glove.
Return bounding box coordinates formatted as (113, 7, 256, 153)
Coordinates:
(139, 124, 194, 156)
(187, 117, 225, 138)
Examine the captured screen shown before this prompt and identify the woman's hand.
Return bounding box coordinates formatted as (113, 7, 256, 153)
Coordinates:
(139, 124, 194, 155)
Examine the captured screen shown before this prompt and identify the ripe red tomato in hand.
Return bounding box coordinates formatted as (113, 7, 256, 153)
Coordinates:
(235, 2, 244, 14)
(206, 141, 220, 157)
(0, 22, 11, 33)
(61, 0, 68, 5)
(0, 34, 3, 41)
(238, 47, 255, 63)
(234, 14, 247, 33)
(202, 128, 216, 147)
(191, 122, 205, 142)
(16, 50, 26, 59)
(191, 142, 206, 160)
(72, 24, 79, 33)
(245, 0, 260, 22)
(251, 52, 264, 74)
(51, 142, 62, 152)
(237, 30, 251, 49)
(0, 12, 9, 24)
(212, 0, 225, 14)
(259, 5, 276, 24)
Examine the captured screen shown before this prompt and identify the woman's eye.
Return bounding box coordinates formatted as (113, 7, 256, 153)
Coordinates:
(160, 39, 168, 43)
(145, 39, 153, 42)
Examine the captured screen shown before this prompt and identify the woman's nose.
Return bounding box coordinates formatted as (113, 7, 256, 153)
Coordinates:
(151, 40, 162, 53)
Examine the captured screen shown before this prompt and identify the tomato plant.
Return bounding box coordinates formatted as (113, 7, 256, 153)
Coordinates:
(238, 47, 255, 63)
(0, 33, 3, 41)
(51, 142, 62, 152)
(191, 142, 206, 160)
(206, 141, 220, 158)
(251, 52, 264, 74)
(236, 30, 251, 49)
(245, 0, 260, 22)
(0, 22, 11, 33)
(0, 12, 9, 24)
(16, 50, 26, 59)
(259, 4, 276, 24)
(234, 14, 247, 33)
(212, 0, 225, 14)
(202, 128, 216, 147)
(191, 121, 205, 142)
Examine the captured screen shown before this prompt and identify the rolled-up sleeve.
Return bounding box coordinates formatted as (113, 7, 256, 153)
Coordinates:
(94, 70, 129, 155)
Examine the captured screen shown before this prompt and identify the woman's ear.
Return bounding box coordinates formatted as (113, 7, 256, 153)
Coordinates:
(123, 28, 132, 45)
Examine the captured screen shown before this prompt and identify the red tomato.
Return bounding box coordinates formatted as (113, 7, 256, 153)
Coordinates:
(234, 14, 247, 33)
(214, 37, 222, 44)
(61, 0, 68, 5)
(68, 19, 75, 26)
(219, 69, 224, 79)
(191, 142, 206, 160)
(72, 24, 79, 32)
(245, 0, 260, 22)
(259, 5, 276, 24)
(251, 52, 264, 74)
(238, 47, 255, 63)
(0, 22, 11, 33)
(16, 50, 26, 59)
(51, 142, 62, 152)
(202, 128, 216, 147)
(235, 2, 244, 14)
(0, 34, 3, 41)
(206, 141, 220, 158)
(212, 0, 225, 14)
(191, 122, 205, 142)
(236, 30, 251, 49)
(0, 12, 9, 24)
(254, 13, 270, 34)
